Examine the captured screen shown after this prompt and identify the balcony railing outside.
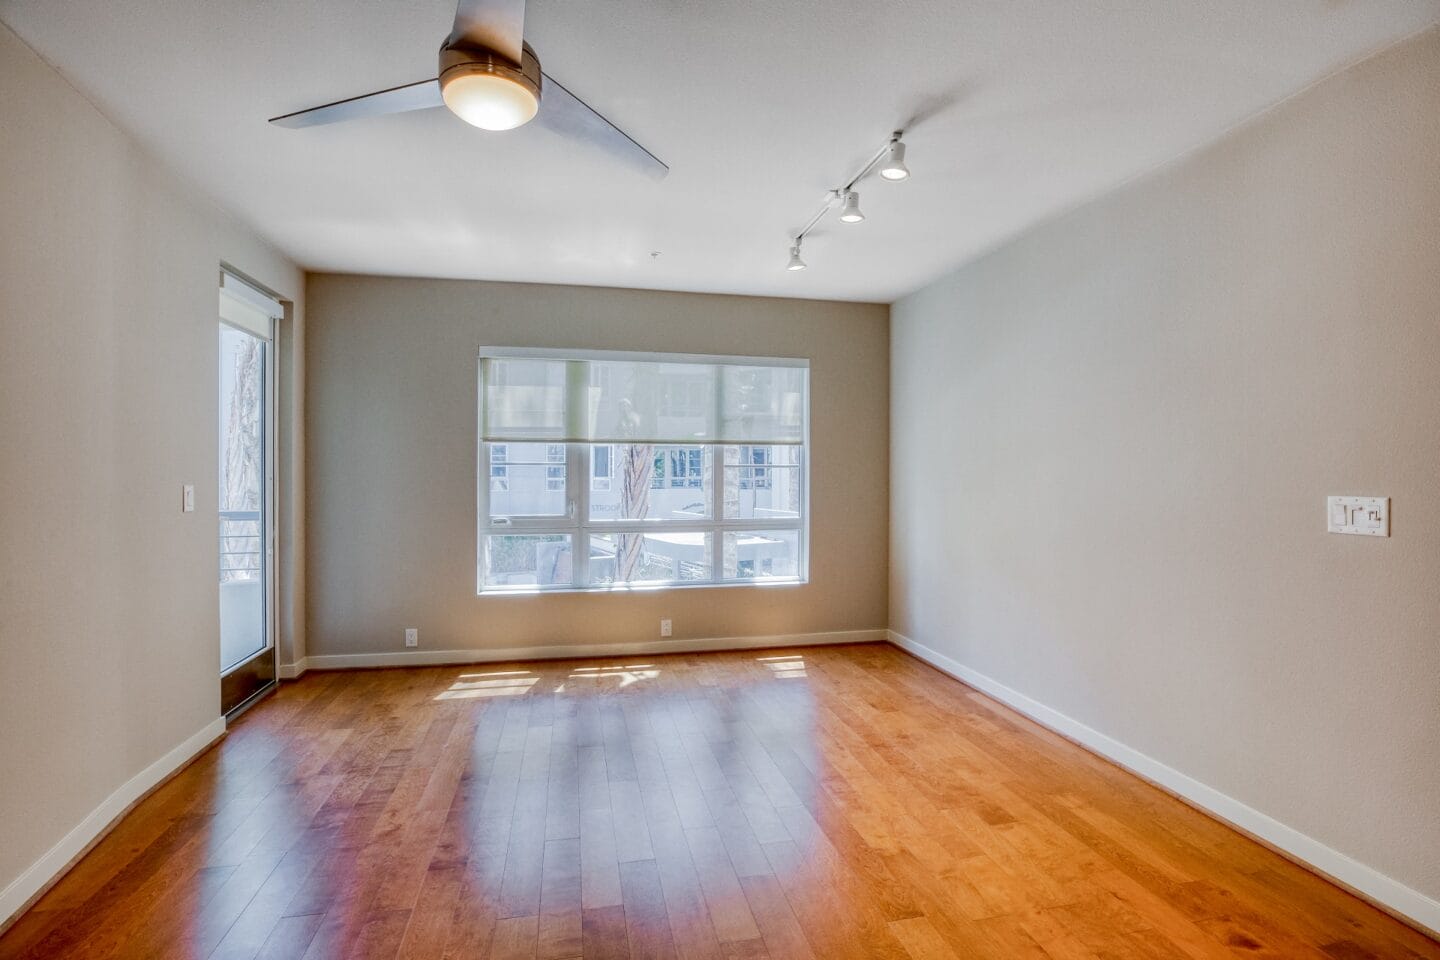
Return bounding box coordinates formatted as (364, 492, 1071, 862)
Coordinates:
(220, 510, 262, 583)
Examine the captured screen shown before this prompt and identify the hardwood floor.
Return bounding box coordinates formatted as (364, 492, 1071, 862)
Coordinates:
(2, 643, 1436, 959)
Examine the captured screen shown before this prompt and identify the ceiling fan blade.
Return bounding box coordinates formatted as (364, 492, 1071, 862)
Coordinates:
(535, 72, 668, 181)
(449, 0, 526, 64)
(269, 78, 443, 129)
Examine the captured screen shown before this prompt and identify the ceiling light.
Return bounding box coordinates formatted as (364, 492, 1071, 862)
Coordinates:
(879, 140, 910, 181)
(786, 244, 807, 271)
(439, 45, 542, 131)
(838, 190, 865, 223)
(441, 71, 539, 130)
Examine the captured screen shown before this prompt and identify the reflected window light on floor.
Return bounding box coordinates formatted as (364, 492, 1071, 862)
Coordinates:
(434, 672, 539, 699)
(756, 654, 807, 678)
(564, 665, 659, 688)
(436, 665, 665, 698)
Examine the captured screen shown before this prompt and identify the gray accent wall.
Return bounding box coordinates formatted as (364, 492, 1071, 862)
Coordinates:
(304, 275, 889, 659)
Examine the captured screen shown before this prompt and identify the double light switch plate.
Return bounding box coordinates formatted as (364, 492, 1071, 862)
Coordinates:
(1327, 496, 1388, 537)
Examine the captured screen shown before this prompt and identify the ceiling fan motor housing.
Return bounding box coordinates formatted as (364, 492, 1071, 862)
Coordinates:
(439, 39, 542, 105)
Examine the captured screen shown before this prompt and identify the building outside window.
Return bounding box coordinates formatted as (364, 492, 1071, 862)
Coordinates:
(592, 444, 612, 491)
(545, 443, 565, 491)
(489, 443, 509, 492)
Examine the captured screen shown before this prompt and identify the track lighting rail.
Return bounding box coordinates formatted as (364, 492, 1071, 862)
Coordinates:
(786, 130, 910, 271)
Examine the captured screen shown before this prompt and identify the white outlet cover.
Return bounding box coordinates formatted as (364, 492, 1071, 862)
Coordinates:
(660, 619, 672, 637)
(1327, 496, 1389, 537)
(404, 628, 419, 647)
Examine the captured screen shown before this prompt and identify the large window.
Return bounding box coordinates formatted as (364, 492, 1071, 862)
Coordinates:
(478, 349, 809, 592)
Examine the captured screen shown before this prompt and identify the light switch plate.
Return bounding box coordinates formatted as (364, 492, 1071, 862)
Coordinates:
(1327, 496, 1388, 537)
(182, 484, 195, 513)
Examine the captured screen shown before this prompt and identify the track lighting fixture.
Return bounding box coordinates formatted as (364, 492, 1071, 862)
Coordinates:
(785, 129, 912, 270)
(879, 139, 909, 181)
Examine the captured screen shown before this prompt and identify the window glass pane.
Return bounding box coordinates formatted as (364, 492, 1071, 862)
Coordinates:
(483, 535, 573, 587)
(481, 358, 568, 440)
(721, 530, 800, 580)
(719, 365, 806, 444)
(487, 442, 566, 517)
(589, 532, 712, 584)
(584, 361, 716, 443)
(590, 444, 710, 521)
(722, 445, 802, 519)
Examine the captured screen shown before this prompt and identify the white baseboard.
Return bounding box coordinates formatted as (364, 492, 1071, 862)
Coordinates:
(284, 628, 884, 676)
(0, 716, 227, 931)
(886, 630, 1440, 939)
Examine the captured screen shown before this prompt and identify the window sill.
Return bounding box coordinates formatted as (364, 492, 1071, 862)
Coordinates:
(476, 577, 807, 597)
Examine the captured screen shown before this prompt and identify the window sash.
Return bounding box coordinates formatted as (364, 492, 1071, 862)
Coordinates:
(478, 441, 805, 591)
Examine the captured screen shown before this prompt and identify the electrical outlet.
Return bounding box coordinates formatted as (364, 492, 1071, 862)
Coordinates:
(659, 619, 672, 638)
(404, 628, 419, 648)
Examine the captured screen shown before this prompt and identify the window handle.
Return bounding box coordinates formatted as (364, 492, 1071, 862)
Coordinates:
(494, 516, 512, 526)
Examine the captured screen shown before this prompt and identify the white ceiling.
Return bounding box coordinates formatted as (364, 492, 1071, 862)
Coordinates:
(3, 1, 1437, 303)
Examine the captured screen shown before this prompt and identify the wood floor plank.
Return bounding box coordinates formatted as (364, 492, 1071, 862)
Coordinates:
(887, 916, 961, 960)
(735, 873, 815, 960)
(537, 839, 583, 959)
(2, 645, 1435, 960)
(490, 915, 540, 960)
(680, 827, 760, 943)
(581, 905, 630, 960)
(619, 860, 679, 960)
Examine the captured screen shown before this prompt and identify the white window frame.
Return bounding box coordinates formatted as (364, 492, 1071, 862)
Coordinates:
(476, 348, 809, 594)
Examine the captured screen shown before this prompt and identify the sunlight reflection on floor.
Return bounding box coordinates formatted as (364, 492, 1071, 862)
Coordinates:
(756, 654, 807, 678)
(433, 654, 812, 702)
(433, 674, 539, 699)
(435, 664, 663, 699)
(562, 665, 660, 689)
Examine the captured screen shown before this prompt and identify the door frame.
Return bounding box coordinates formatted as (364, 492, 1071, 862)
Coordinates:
(218, 270, 282, 717)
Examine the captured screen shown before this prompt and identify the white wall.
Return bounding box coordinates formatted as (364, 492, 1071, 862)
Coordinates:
(0, 19, 304, 920)
(890, 27, 1440, 925)
(304, 274, 888, 665)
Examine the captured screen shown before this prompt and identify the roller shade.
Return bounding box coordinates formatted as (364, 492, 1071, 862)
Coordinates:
(219, 271, 283, 339)
(480, 350, 808, 445)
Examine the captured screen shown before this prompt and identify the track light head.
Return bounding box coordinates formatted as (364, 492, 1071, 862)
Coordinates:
(838, 190, 865, 223)
(786, 243, 807, 271)
(879, 139, 909, 181)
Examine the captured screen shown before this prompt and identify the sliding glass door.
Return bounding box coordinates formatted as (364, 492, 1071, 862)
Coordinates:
(218, 273, 279, 715)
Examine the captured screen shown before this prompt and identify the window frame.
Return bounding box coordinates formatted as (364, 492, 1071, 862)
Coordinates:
(475, 348, 809, 595)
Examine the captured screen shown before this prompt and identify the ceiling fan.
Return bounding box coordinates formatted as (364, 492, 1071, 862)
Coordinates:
(268, 0, 667, 179)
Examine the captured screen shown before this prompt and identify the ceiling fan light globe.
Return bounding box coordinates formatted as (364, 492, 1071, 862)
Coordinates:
(442, 72, 539, 130)
(438, 41, 543, 131)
